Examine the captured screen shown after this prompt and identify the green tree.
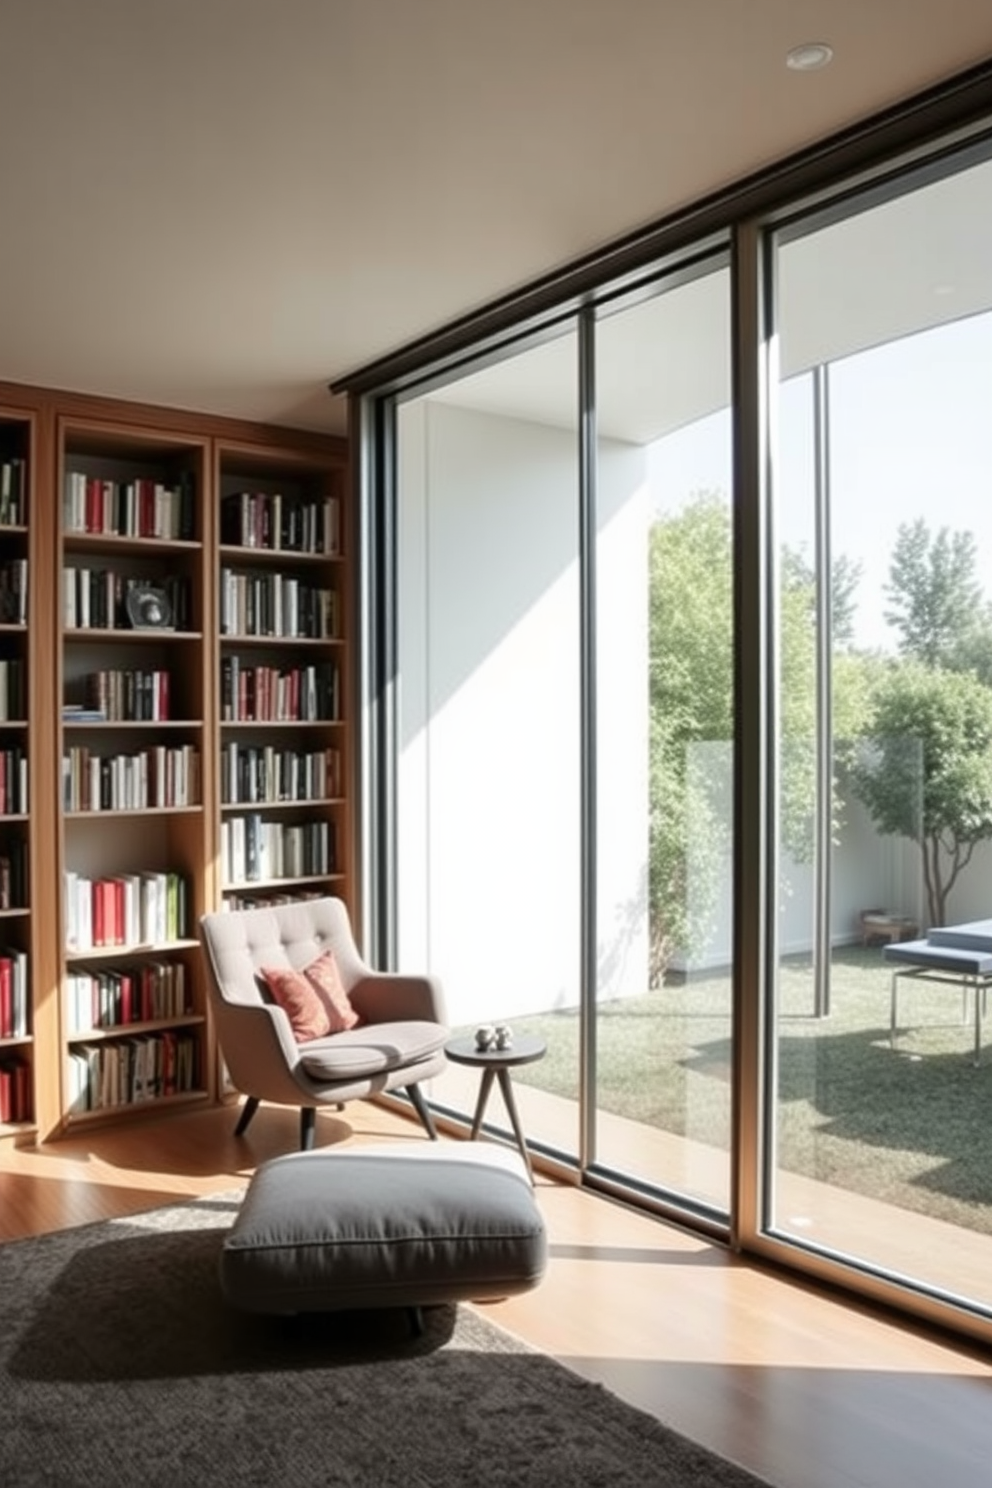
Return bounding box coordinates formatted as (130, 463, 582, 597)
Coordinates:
(849, 661, 992, 926)
(884, 518, 987, 668)
(649, 493, 731, 983)
(649, 495, 870, 981)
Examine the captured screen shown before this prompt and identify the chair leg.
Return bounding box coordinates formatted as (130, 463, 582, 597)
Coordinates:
(406, 1083, 438, 1140)
(234, 1095, 260, 1137)
(300, 1106, 317, 1150)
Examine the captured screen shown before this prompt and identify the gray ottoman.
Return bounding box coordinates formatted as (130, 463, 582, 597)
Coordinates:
(219, 1141, 547, 1332)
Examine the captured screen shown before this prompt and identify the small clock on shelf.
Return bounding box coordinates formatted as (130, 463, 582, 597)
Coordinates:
(125, 584, 175, 631)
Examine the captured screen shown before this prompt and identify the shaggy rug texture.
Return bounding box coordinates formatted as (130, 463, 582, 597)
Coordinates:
(0, 1194, 770, 1487)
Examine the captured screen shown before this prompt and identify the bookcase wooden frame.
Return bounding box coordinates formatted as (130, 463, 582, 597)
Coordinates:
(214, 438, 349, 919)
(0, 381, 349, 1143)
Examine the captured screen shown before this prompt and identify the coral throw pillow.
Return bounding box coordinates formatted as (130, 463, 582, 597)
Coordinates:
(304, 949, 361, 1032)
(259, 965, 332, 1043)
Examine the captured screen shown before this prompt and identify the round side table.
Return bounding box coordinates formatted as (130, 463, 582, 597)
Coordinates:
(444, 1033, 547, 1183)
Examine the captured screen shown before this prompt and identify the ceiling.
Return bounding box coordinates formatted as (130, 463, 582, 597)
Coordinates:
(2, 1, 992, 437)
(428, 152, 992, 444)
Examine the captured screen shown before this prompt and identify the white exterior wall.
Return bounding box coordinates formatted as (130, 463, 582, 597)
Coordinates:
(396, 398, 650, 1025)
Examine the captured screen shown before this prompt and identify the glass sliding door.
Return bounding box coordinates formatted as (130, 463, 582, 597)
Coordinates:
(395, 331, 582, 1160)
(592, 263, 733, 1212)
(769, 147, 992, 1312)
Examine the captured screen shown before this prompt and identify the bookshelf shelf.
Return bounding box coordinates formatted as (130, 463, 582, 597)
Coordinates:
(224, 872, 344, 892)
(63, 720, 201, 731)
(0, 383, 348, 1141)
(221, 719, 344, 730)
(221, 634, 342, 649)
(64, 629, 203, 643)
(219, 544, 340, 566)
(219, 797, 341, 813)
(65, 533, 202, 555)
(65, 807, 203, 820)
(65, 937, 201, 962)
(64, 1088, 209, 1125)
(67, 1014, 206, 1043)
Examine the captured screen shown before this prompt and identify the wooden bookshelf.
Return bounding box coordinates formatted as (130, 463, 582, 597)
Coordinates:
(0, 405, 36, 1138)
(57, 418, 212, 1127)
(0, 382, 349, 1141)
(213, 439, 350, 916)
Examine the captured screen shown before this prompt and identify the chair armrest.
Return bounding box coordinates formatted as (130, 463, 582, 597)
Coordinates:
(349, 972, 448, 1027)
(213, 999, 306, 1101)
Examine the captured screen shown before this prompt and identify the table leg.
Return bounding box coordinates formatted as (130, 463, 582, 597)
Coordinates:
(973, 976, 982, 1067)
(496, 1068, 534, 1185)
(890, 971, 900, 1050)
(470, 1066, 496, 1139)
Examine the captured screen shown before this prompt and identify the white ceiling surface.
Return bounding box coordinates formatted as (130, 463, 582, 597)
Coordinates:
(2, 1, 992, 437)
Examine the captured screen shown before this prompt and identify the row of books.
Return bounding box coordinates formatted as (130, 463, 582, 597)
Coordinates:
(63, 668, 173, 722)
(0, 842, 27, 910)
(0, 559, 27, 625)
(222, 815, 334, 884)
(0, 458, 27, 527)
(220, 744, 341, 805)
(0, 948, 29, 1037)
(62, 745, 201, 812)
(0, 659, 25, 721)
(220, 491, 340, 555)
(64, 870, 190, 950)
(0, 749, 27, 815)
(220, 658, 339, 722)
(0, 1055, 30, 1123)
(65, 959, 189, 1033)
(63, 569, 192, 631)
(64, 471, 196, 541)
(67, 1029, 198, 1112)
(219, 567, 339, 640)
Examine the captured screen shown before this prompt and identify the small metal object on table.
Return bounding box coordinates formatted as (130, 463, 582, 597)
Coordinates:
(444, 1033, 547, 1183)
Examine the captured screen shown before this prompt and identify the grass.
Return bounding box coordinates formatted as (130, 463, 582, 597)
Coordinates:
(477, 946, 992, 1237)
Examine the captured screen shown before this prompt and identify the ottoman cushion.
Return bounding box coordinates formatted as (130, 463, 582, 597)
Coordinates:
(219, 1141, 547, 1315)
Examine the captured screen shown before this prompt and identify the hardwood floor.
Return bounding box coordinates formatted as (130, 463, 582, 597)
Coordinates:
(3, 1099, 992, 1488)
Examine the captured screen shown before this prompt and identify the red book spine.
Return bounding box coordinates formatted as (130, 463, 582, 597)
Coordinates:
(119, 971, 133, 1025)
(93, 881, 107, 947)
(162, 1030, 177, 1097)
(114, 878, 125, 946)
(13, 1058, 29, 1122)
(0, 957, 11, 1037)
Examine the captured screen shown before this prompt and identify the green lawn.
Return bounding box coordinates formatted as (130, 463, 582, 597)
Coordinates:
(478, 946, 992, 1236)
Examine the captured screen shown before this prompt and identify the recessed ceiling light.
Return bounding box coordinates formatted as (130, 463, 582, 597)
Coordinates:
(786, 42, 834, 72)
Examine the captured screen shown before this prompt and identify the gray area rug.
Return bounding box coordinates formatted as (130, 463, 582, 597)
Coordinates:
(0, 1194, 770, 1487)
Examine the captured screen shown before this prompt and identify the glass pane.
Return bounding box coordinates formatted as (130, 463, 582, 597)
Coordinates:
(592, 266, 733, 1211)
(772, 151, 992, 1312)
(396, 333, 581, 1161)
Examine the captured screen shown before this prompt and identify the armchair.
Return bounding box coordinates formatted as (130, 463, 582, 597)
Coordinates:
(199, 896, 448, 1150)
